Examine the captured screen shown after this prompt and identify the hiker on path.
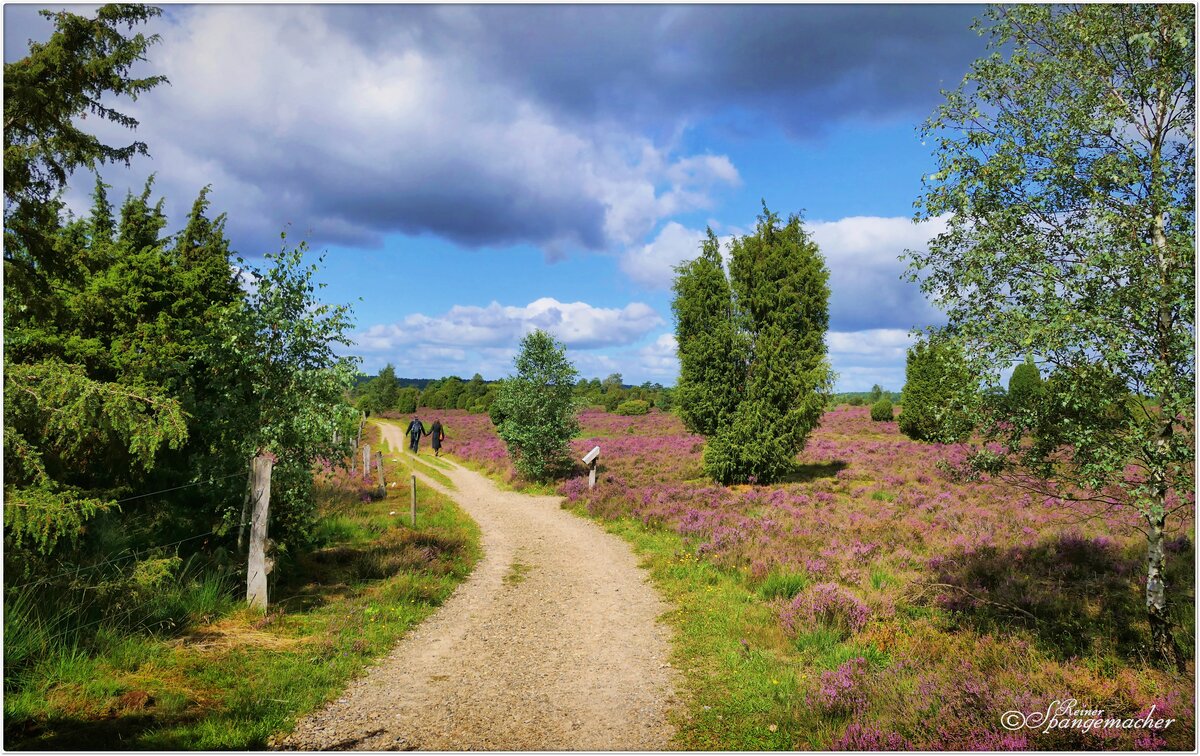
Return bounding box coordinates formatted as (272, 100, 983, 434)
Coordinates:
(407, 416, 428, 454)
(430, 419, 446, 457)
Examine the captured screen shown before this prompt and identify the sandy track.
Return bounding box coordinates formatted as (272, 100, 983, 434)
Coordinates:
(279, 421, 678, 751)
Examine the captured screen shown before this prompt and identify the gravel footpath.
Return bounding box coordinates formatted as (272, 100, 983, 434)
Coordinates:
(278, 421, 679, 751)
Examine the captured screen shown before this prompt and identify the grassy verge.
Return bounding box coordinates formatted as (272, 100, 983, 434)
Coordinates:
(4, 443, 480, 750)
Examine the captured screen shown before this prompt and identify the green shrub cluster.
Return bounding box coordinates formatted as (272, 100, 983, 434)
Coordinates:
(870, 398, 894, 421)
(616, 399, 650, 416)
(673, 207, 833, 484)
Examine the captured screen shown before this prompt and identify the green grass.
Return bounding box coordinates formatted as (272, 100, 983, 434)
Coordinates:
(504, 558, 532, 585)
(756, 570, 809, 601)
(4, 446, 480, 750)
(405, 454, 455, 489)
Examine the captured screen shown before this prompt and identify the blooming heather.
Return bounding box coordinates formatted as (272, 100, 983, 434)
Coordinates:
(433, 404, 1194, 750)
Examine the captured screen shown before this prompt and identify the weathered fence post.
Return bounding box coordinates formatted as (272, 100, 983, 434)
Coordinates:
(410, 474, 417, 527)
(375, 451, 386, 492)
(356, 414, 364, 449)
(363, 443, 371, 480)
(247, 454, 273, 610)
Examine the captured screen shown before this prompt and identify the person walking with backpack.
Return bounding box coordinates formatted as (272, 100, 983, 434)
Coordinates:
(407, 416, 428, 454)
(430, 419, 446, 457)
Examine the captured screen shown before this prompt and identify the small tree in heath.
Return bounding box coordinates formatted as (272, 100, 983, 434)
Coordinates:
(493, 330, 580, 482)
(897, 333, 975, 444)
(674, 205, 833, 484)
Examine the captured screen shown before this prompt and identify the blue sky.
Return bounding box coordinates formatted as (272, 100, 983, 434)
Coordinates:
(5, 3, 987, 389)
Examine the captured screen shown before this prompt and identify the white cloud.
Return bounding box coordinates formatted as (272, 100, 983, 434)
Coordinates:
(636, 333, 680, 377)
(825, 328, 915, 392)
(619, 222, 706, 288)
(826, 328, 913, 360)
(619, 222, 738, 289)
(620, 215, 946, 331)
(808, 215, 948, 331)
(356, 297, 664, 355)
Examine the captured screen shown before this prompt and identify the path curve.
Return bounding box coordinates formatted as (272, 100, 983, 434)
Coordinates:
(280, 421, 679, 751)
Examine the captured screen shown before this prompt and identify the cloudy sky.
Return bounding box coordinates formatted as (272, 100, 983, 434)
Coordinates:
(5, 3, 986, 389)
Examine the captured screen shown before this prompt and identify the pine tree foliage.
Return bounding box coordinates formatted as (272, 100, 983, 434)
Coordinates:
(672, 230, 746, 437)
(1006, 357, 1043, 410)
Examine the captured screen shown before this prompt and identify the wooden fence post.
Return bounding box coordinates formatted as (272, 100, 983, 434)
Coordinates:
(410, 474, 417, 527)
(375, 451, 386, 492)
(363, 443, 371, 480)
(247, 454, 273, 610)
(356, 414, 364, 449)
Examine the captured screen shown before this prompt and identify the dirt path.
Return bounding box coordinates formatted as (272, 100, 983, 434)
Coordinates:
(280, 421, 679, 751)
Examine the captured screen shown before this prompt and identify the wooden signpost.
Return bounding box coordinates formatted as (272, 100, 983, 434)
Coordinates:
(582, 445, 600, 490)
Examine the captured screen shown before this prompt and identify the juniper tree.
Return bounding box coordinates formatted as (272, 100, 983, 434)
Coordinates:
(1006, 357, 1043, 414)
(897, 334, 975, 444)
(909, 4, 1194, 668)
(674, 207, 833, 484)
(672, 229, 747, 438)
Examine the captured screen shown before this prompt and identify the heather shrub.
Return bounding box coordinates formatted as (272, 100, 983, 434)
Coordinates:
(834, 723, 912, 750)
(781, 582, 870, 639)
(615, 399, 650, 416)
(870, 398, 894, 421)
(814, 657, 870, 714)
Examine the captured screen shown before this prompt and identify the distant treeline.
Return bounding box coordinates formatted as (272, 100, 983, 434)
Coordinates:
(835, 391, 902, 406)
(352, 366, 675, 416)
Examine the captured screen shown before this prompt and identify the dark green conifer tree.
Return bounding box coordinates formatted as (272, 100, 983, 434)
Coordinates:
(897, 334, 975, 443)
(672, 229, 747, 438)
(674, 207, 832, 484)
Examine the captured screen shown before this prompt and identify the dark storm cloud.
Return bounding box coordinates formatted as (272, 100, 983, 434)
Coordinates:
(325, 4, 985, 134)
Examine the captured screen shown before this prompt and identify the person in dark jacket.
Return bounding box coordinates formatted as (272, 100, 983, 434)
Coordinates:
(407, 417, 427, 453)
(430, 420, 446, 457)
